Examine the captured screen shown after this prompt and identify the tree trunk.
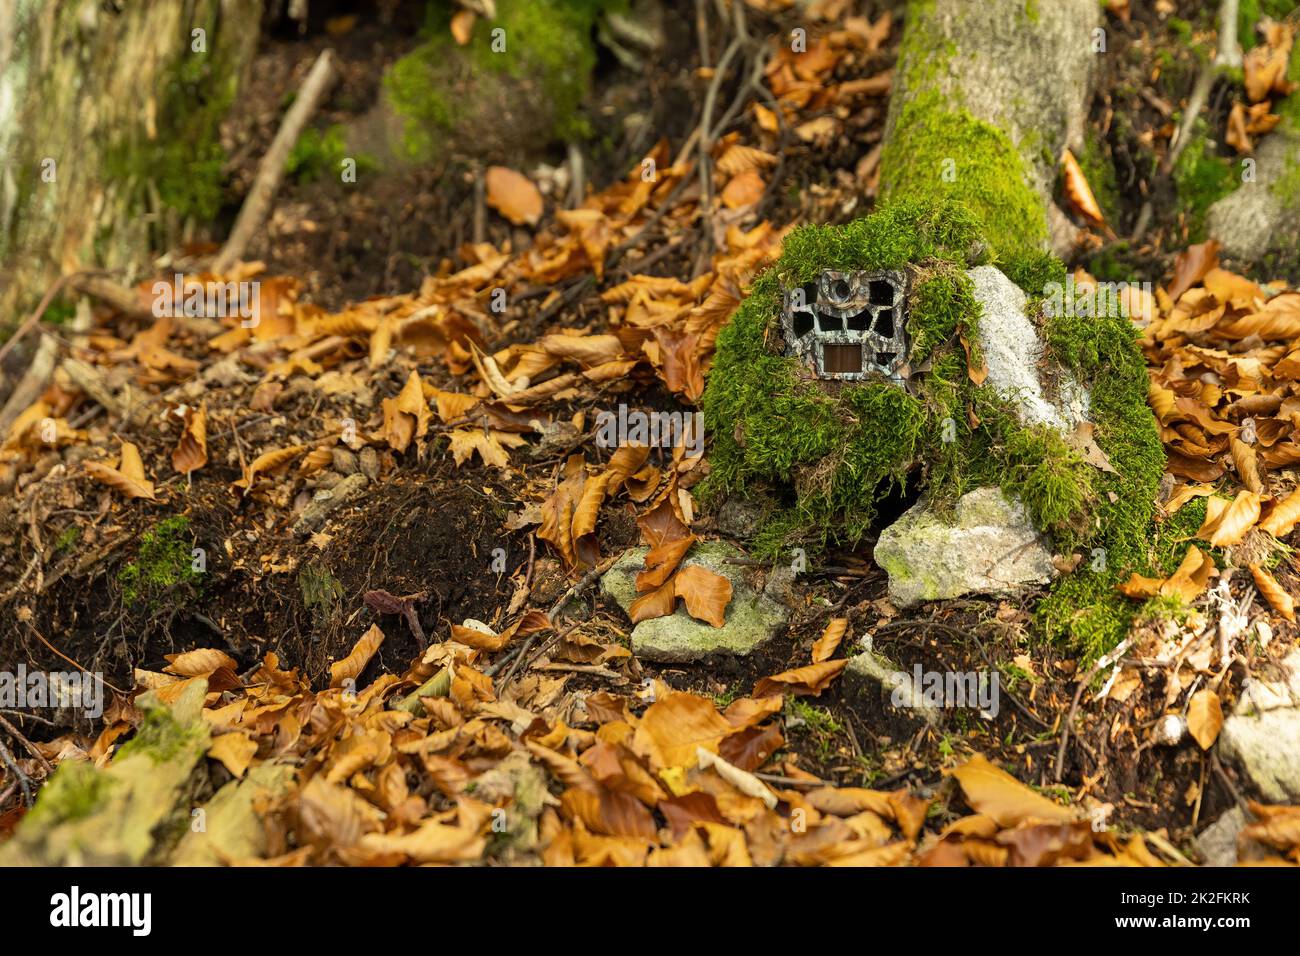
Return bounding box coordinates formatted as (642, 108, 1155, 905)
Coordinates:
(879, 0, 1102, 264)
(0, 0, 262, 331)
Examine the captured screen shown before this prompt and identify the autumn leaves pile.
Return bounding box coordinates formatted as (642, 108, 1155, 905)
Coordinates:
(1135, 243, 1300, 621)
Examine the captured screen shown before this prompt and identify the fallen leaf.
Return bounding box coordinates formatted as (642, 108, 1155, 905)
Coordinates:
(85, 441, 156, 500)
(329, 623, 385, 688)
(1186, 689, 1223, 750)
(753, 660, 848, 698)
(947, 755, 1077, 827)
(1250, 563, 1296, 621)
(1060, 148, 1105, 224)
(486, 166, 544, 226)
(172, 403, 208, 474)
(673, 564, 732, 627)
(811, 618, 848, 663)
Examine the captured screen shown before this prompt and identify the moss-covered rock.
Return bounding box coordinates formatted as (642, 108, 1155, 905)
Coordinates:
(379, 0, 607, 164)
(701, 198, 1166, 656)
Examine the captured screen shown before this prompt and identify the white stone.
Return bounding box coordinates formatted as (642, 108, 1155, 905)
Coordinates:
(968, 265, 1090, 433)
(872, 487, 1055, 607)
(1218, 648, 1300, 803)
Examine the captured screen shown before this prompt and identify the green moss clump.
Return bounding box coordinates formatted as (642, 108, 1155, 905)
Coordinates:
(702, 198, 1166, 657)
(384, 0, 606, 162)
(286, 124, 377, 183)
(114, 699, 207, 765)
(21, 760, 115, 830)
(880, 91, 1048, 272)
(1239, 1, 1299, 51)
(118, 516, 201, 607)
(1033, 298, 1169, 657)
(1171, 121, 1237, 241)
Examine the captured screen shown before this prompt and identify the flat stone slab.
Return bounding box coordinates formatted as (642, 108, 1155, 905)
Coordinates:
(873, 486, 1055, 607)
(601, 541, 787, 662)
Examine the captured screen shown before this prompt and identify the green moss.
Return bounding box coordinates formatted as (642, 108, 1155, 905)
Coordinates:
(101, 17, 238, 221)
(118, 516, 201, 607)
(286, 124, 377, 183)
(22, 760, 115, 829)
(114, 699, 207, 765)
(704, 198, 1165, 659)
(880, 91, 1048, 275)
(384, 0, 605, 162)
(703, 198, 1105, 559)
(1171, 121, 1237, 240)
(1239, 1, 1299, 51)
(53, 524, 80, 553)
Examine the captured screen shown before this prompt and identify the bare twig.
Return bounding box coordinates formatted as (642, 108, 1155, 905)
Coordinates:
(0, 736, 32, 807)
(213, 49, 338, 274)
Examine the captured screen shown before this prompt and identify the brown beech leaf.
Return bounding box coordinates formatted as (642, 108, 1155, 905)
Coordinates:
(1186, 689, 1224, 750)
(1250, 563, 1296, 621)
(722, 694, 784, 730)
(164, 647, 237, 677)
(1167, 240, 1220, 303)
(753, 659, 849, 698)
(233, 444, 308, 491)
(629, 579, 676, 623)
(486, 166, 544, 226)
(172, 403, 208, 474)
(632, 692, 735, 770)
(449, 8, 475, 45)
(1197, 491, 1262, 546)
(811, 617, 848, 663)
(329, 623, 385, 688)
(1226, 101, 1253, 155)
(720, 169, 765, 209)
(1231, 436, 1265, 493)
(947, 754, 1077, 827)
(636, 535, 696, 592)
(1259, 487, 1300, 537)
(208, 733, 258, 779)
(86, 441, 156, 500)
(672, 564, 732, 627)
(1060, 148, 1105, 224)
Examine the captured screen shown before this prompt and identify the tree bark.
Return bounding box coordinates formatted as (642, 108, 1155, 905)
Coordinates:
(880, 0, 1102, 262)
(0, 0, 262, 332)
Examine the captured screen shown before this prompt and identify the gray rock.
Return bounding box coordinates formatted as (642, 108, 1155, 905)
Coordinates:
(1195, 806, 1246, 867)
(873, 487, 1055, 606)
(1218, 648, 1300, 803)
(715, 496, 765, 538)
(600, 541, 787, 662)
(1206, 128, 1300, 269)
(968, 265, 1091, 433)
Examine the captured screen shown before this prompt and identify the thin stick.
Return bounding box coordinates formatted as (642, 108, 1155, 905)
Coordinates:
(213, 49, 338, 274)
(0, 737, 32, 807)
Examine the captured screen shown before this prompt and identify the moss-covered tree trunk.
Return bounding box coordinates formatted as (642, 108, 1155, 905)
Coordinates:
(879, 0, 1102, 264)
(0, 0, 262, 331)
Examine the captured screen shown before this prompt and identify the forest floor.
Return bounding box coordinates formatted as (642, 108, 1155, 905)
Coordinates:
(1, 0, 1299, 866)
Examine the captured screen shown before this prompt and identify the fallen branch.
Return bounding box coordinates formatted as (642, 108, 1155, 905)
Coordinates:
(213, 49, 339, 274)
